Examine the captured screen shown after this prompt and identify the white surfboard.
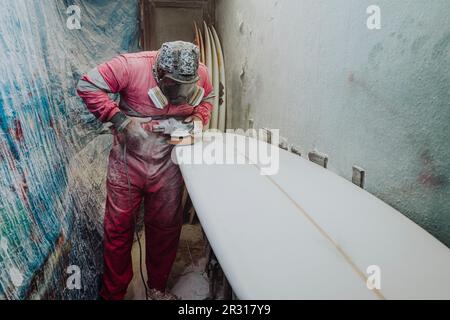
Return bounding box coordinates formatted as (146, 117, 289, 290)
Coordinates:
(193, 22, 205, 64)
(203, 22, 213, 130)
(198, 24, 205, 65)
(206, 25, 220, 130)
(211, 26, 227, 131)
(175, 133, 450, 300)
(193, 22, 200, 49)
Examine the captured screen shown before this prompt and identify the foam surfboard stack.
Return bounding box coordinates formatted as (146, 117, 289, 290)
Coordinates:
(193, 21, 227, 131)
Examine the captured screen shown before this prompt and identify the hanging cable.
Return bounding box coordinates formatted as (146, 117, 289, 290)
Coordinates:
(123, 139, 149, 300)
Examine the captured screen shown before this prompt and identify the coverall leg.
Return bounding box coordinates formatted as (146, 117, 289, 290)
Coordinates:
(100, 134, 184, 300)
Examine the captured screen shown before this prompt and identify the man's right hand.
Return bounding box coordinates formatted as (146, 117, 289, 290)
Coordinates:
(123, 117, 153, 140)
(118, 117, 155, 154)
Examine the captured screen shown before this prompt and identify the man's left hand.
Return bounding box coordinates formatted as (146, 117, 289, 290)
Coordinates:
(184, 115, 203, 134)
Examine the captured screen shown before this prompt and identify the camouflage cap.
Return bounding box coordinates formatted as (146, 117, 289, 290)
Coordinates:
(156, 41, 200, 84)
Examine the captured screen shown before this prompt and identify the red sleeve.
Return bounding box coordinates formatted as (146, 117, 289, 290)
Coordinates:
(76, 55, 130, 122)
(192, 64, 214, 125)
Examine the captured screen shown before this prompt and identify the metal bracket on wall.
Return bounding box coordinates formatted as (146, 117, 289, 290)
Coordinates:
(291, 146, 302, 157)
(248, 118, 254, 130)
(261, 128, 281, 146)
(308, 150, 329, 168)
(279, 136, 289, 151)
(352, 165, 366, 189)
(246, 119, 258, 139)
(261, 128, 272, 144)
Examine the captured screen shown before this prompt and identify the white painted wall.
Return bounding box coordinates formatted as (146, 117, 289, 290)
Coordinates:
(216, 0, 450, 246)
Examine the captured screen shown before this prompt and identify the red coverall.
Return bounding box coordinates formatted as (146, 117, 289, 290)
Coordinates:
(77, 51, 213, 300)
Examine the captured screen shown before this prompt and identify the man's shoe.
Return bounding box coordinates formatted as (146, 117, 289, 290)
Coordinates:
(146, 288, 179, 300)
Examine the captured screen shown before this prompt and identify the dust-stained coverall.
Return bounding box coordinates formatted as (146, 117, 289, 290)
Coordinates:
(77, 51, 213, 300)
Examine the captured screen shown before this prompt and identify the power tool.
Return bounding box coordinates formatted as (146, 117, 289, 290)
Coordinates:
(151, 118, 201, 146)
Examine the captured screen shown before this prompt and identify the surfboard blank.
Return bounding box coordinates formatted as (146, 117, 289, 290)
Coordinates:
(176, 134, 450, 300)
(211, 26, 227, 132)
(195, 22, 227, 131)
(193, 22, 205, 64)
(205, 24, 219, 129)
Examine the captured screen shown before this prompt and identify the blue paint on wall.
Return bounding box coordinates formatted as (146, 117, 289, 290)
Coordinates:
(0, 0, 139, 299)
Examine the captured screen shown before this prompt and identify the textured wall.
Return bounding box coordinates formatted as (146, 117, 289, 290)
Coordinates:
(216, 0, 450, 246)
(153, 7, 204, 49)
(0, 0, 138, 299)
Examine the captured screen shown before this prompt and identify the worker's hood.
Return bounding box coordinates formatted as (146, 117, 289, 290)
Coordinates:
(151, 41, 203, 106)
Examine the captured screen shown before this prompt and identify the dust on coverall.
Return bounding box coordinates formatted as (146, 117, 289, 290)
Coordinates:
(77, 51, 213, 300)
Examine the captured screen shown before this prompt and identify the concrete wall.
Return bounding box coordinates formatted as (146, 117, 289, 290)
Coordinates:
(216, 0, 450, 246)
(152, 7, 204, 49)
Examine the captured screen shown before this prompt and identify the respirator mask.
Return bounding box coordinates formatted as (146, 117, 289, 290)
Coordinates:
(149, 41, 204, 108)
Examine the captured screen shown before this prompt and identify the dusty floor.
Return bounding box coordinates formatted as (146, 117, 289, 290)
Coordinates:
(124, 223, 211, 300)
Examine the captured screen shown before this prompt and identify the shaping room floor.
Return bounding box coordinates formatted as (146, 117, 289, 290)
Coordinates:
(125, 223, 211, 300)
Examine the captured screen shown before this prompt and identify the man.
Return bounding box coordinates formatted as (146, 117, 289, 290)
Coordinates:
(77, 41, 213, 300)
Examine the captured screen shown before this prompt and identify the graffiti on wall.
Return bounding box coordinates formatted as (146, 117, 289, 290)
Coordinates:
(0, 0, 139, 299)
